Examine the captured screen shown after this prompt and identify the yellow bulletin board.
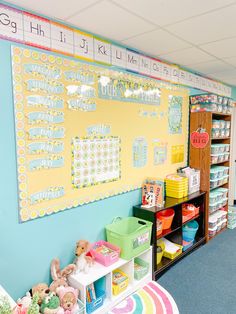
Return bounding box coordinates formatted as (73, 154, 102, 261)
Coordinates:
(12, 45, 189, 222)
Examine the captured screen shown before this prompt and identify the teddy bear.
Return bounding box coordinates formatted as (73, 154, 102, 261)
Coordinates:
(40, 292, 63, 314)
(74, 240, 94, 274)
(57, 287, 79, 314)
(32, 283, 50, 305)
(50, 258, 76, 293)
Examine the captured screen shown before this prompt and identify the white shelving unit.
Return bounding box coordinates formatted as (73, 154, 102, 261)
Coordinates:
(69, 247, 152, 314)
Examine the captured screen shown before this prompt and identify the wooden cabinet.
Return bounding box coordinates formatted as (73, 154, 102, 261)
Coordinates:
(133, 191, 206, 279)
(189, 112, 231, 242)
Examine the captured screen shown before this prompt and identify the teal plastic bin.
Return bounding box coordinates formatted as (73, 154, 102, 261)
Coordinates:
(105, 217, 152, 260)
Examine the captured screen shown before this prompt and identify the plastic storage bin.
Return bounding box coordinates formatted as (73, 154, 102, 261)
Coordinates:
(210, 168, 219, 180)
(212, 128, 220, 138)
(182, 239, 194, 252)
(221, 219, 227, 229)
(156, 219, 163, 236)
(208, 226, 217, 238)
(182, 208, 194, 223)
(209, 215, 217, 228)
(156, 239, 165, 265)
(86, 289, 106, 314)
(156, 209, 175, 230)
(210, 178, 219, 189)
(112, 269, 129, 296)
(217, 187, 228, 198)
(183, 220, 199, 242)
(211, 154, 219, 164)
(224, 153, 230, 161)
(134, 257, 149, 280)
(163, 243, 183, 260)
(90, 241, 120, 267)
(106, 217, 152, 260)
(209, 202, 219, 214)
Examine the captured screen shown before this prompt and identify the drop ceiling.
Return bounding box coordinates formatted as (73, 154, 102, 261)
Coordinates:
(6, 0, 236, 86)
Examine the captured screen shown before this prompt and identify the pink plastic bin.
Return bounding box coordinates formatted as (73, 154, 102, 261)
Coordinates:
(90, 240, 121, 266)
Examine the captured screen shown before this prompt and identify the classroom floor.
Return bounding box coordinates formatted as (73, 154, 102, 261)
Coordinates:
(158, 228, 236, 314)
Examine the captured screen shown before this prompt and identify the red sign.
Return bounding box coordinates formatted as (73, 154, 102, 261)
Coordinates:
(190, 129, 209, 149)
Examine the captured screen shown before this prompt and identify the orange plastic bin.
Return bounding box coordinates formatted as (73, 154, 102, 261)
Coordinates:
(157, 209, 175, 230)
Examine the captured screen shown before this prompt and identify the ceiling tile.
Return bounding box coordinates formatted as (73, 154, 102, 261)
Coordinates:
(6, 0, 100, 20)
(67, 0, 156, 41)
(165, 4, 236, 45)
(187, 59, 233, 75)
(122, 29, 190, 56)
(112, 0, 236, 27)
(201, 38, 236, 58)
(224, 56, 236, 67)
(160, 47, 214, 66)
(208, 69, 236, 80)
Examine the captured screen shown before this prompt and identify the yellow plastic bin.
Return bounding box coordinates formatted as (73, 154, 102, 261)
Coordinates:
(112, 269, 129, 296)
(157, 239, 165, 265)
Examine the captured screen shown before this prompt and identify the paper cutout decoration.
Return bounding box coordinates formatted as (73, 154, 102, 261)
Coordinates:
(171, 145, 184, 164)
(133, 137, 148, 168)
(27, 111, 64, 124)
(153, 141, 167, 165)
(29, 156, 64, 171)
(27, 95, 64, 109)
(190, 128, 209, 148)
(98, 76, 161, 105)
(168, 95, 183, 134)
(30, 186, 65, 204)
(72, 137, 121, 189)
(28, 141, 64, 154)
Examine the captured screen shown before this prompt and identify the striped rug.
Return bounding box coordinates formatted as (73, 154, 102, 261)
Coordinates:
(109, 281, 179, 314)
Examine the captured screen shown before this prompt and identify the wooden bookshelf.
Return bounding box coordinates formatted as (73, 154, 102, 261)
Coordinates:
(189, 111, 231, 242)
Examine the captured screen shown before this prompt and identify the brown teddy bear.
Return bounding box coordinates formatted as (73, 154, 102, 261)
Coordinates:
(57, 286, 79, 314)
(50, 258, 76, 293)
(32, 283, 50, 305)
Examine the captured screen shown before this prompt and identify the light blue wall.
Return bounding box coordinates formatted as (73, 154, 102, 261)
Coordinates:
(0, 39, 141, 299)
(1, 33, 234, 300)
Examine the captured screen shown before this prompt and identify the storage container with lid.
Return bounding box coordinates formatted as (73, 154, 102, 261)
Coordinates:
(216, 222, 221, 233)
(212, 120, 220, 129)
(221, 219, 227, 229)
(210, 178, 219, 189)
(219, 210, 227, 221)
(224, 153, 230, 161)
(225, 121, 231, 129)
(225, 129, 230, 137)
(219, 129, 226, 138)
(217, 187, 228, 199)
(208, 215, 217, 229)
(208, 226, 217, 238)
(210, 168, 219, 180)
(209, 191, 219, 204)
(211, 144, 220, 154)
(211, 154, 219, 164)
(212, 128, 220, 139)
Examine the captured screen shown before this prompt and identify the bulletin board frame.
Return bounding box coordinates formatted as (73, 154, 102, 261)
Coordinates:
(12, 44, 190, 222)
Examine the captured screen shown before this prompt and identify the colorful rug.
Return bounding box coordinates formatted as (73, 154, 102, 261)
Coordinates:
(109, 281, 179, 314)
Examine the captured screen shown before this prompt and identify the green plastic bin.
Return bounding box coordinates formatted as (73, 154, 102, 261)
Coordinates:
(134, 257, 149, 280)
(105, 217, 152, 260)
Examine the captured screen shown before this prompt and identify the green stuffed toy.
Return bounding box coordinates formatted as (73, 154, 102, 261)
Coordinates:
(40, 292, 61, 314)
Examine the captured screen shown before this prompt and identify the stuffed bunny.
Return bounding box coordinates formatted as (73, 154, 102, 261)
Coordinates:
(49, 258, 76, 293)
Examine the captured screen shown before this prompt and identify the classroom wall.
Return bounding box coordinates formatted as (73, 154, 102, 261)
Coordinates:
(0, 39, 142, 299)
(1, 32, 235, 300)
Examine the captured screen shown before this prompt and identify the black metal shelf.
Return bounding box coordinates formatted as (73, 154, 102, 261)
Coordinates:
(155, 237, 206, 277)
(133, 191, 206, 280)
(133, 191, 205, 214)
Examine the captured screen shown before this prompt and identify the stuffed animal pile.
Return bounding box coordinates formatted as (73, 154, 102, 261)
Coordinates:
(14, 239, 94, 314)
